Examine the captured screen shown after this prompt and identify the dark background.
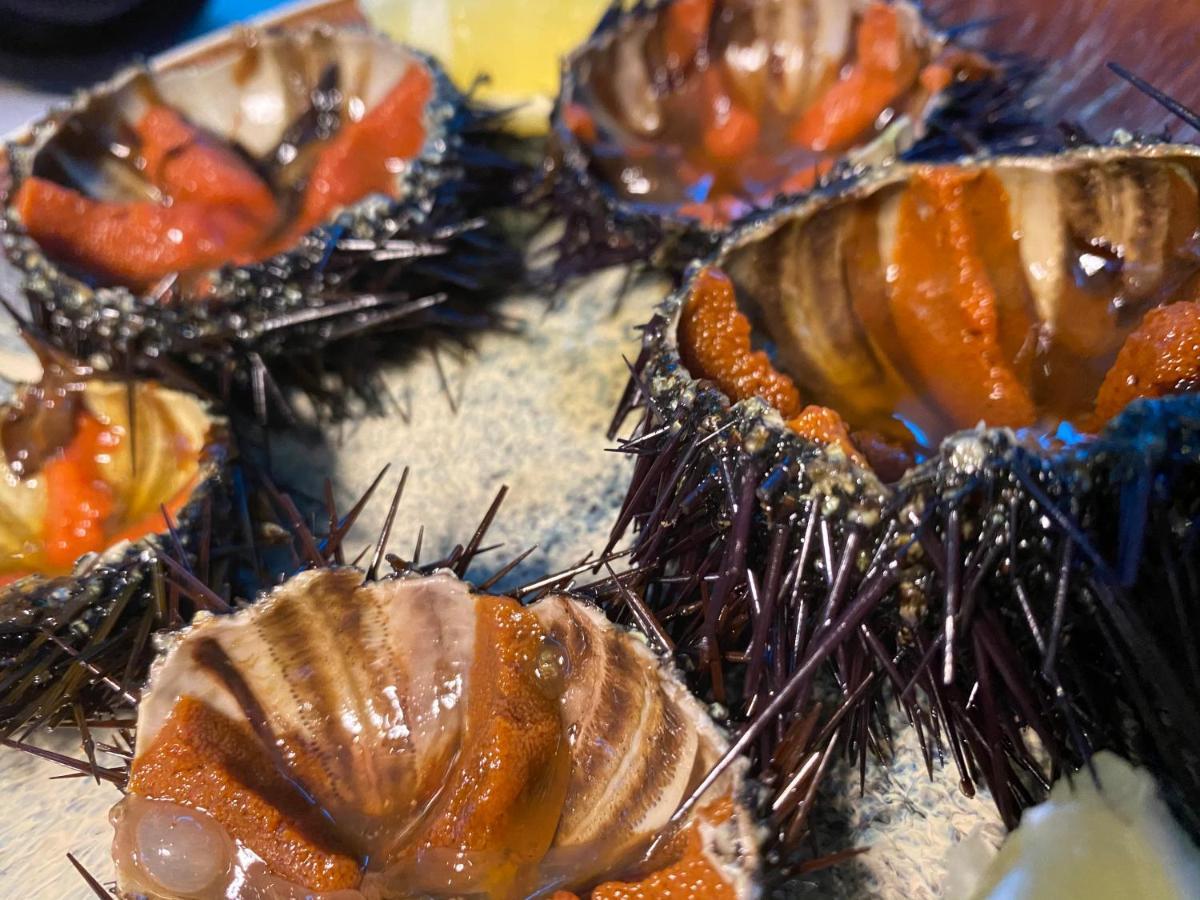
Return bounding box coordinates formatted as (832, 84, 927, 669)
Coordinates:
(0, 0, 287, 91)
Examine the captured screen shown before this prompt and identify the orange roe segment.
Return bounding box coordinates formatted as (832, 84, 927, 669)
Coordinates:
(548, 801, 739, 900)
(678, 267, 802, 417)
(701, 70, 761, 165)
(134, 104, 278, 228)
(889, 167, 1036, 429)
(41, 412, 115, 571)
(585, 801, 738, 899)
(663, 0, 713, 67)
(1093, 301, 1200, 424)
(14, 177, 265, 290)
(290, 63, 433, 239)
(563, 102, 599, 144)
(408, 593, 569, 897)
(129, 696, 362, 892)
(786, 405, 863, 463)
(790, 2, 921, 152)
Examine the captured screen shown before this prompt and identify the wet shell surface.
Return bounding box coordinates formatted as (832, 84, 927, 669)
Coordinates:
(664, 142, 1200, 484)
(609, 142, 1200, 842)
(0, 351, 230, 732)
(0, 21, 518, 416)
(112, 568, 760, 899)
(550, 0, 1020, 273)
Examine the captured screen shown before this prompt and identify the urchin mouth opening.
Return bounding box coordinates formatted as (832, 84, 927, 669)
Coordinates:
(674, 149, 1200, 481)
(560, 0, 991, 228)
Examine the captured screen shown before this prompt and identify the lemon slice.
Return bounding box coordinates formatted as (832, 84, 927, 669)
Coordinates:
(363, 0, 610, 134)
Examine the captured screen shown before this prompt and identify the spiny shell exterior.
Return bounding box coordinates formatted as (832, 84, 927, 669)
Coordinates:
(611, 142, 1200, 841)
(115, 568, 760, 898)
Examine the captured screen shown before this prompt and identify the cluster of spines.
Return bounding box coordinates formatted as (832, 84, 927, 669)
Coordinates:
(607, 326, 1200, 859)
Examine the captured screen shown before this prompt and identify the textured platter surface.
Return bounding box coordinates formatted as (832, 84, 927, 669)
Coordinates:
(1, 0, 1199, 897)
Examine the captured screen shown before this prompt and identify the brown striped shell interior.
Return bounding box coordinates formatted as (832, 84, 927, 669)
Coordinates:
(112, 568, 758, 899)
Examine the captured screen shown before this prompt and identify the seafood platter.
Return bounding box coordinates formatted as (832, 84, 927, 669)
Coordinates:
(1, 0, 1200, 897)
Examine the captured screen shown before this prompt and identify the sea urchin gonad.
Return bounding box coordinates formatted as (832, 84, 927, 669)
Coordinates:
(1, 21, 522, 420)
(0, 342, 230, 735)
(609, 143, 1200, 846)
(109, 568, 760, 899)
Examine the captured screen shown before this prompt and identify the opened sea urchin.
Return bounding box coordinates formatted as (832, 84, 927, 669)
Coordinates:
(1, 20, 522, 421)
(610, 143, 1200, 844)
(548, 0, 1035, 276)
(0, 342, 231, 736)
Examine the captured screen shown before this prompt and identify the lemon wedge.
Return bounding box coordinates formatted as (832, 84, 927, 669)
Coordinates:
(947, 753, 1200, 900)
(362, 0, 611, 134)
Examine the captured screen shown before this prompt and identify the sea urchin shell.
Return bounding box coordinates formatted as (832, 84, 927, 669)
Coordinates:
(609, 142, 1200, 843)
(0, 343, 230, 735)
(1, 20, 522, 420)
(111, 567, 760, 899)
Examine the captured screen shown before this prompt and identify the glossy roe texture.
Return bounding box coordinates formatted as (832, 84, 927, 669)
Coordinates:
(573, 0, 976, 225)
(118, 572, 751, 898)
(14, 65, 431, 292)
(1094, 301, 1200, 424)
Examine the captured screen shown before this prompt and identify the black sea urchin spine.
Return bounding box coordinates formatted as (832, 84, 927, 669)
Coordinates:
(609, 323, 1200, 846)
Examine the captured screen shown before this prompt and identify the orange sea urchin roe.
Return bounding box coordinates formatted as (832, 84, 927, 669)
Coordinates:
(889, 167, 1037, 430)
(16, 67, 433, 291)
(679, 267, 802, 418)
(679, 268, 865, 456)
(128, 696, 363, 891)
(548, 800, 739, 899)
(287, 63, 433, 241)
(790, 2, 922, 153)
(15, 103, 280, 290)
(1093, 301, 1200, 424)
(402, 593, 570, 898)
(134, 104, 279, 227)
(129, 593, 568, 897)
(787, 405, 864, 464)
(13, 178, 270, 291)
(41, 411, 116, 571)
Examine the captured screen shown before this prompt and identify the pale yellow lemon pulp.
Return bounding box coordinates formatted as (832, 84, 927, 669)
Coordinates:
(949, 753, 1200, 900)
(362, 0, 612, 134)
